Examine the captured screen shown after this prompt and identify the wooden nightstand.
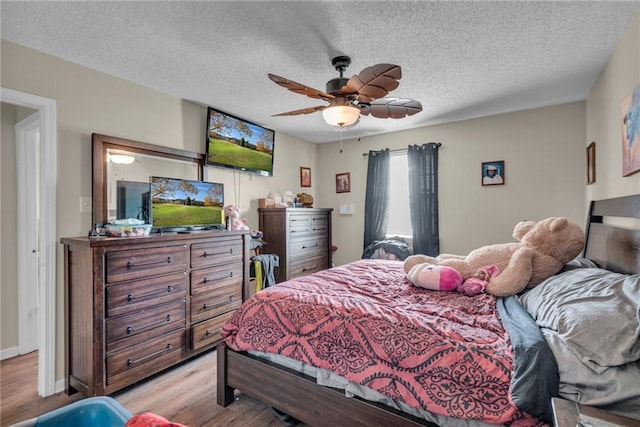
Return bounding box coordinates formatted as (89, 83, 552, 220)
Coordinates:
(552, 398, 640, 427)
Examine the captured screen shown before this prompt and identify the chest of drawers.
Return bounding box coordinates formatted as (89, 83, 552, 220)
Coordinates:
(258, 208, 332, 283)
(61, 231, 249, 396)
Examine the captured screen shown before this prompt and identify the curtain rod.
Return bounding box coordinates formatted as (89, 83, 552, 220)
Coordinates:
(361, 143, 442, 156)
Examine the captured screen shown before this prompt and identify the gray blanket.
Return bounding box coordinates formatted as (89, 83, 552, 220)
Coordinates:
(497, 296, 559, 423)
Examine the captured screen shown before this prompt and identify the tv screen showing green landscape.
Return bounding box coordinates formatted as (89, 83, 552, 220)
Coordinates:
(150, 176, 224, 230)
(206, 106, 275, 176)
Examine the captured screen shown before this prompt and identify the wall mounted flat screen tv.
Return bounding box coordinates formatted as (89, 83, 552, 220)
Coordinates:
(206, 106, 275, 176)
(150, 176, 224, 231)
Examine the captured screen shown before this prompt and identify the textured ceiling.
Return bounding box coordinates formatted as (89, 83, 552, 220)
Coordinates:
(2, 1, 639, 143)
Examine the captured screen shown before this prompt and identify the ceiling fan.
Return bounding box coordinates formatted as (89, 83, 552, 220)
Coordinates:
(268, 56, 423, 128)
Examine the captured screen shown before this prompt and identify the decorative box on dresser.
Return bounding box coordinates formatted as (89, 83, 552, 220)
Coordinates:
(258, 208, 332, 283)
(61, 230, 250, 397)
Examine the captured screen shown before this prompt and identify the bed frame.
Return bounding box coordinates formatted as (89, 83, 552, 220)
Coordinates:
(583, 194, 640, 275)
(217, 194, 640, 427)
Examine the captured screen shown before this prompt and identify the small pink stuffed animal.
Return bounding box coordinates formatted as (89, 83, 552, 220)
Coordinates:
(457, 265, 500, 296)
(406, 264, 463, 291)
(224, 204, 249, 231)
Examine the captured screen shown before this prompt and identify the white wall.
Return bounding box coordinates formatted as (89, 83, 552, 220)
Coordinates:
(318, 103, 587, 266)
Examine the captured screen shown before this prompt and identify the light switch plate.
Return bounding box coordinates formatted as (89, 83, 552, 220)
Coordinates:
(80, 197, 92, 213)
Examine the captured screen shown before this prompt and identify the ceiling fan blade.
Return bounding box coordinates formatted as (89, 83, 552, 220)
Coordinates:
(272, 105, 327, 117)
(268, 73, 334, 102)
(343, 64, 401, 103)
(359, 98, 422, 119)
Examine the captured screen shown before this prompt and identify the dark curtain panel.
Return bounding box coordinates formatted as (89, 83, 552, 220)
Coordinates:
(408, 143, 440, 256)
(363, 149, 390, 254)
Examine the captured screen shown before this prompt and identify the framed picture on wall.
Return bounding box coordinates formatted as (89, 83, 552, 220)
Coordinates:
(586, 142, 596, 185)
(300, 167, 311, 187)
(336, 172, 351, 193)
(481, 161, 505, 186)
(622, 83, 640, 177)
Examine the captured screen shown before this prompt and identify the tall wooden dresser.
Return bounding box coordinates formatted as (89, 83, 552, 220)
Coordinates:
(61, 230, 250, 397)
(258, 208, 332, 283)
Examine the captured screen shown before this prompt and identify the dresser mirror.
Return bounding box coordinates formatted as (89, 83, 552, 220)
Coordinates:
(92, 133, 204, 226)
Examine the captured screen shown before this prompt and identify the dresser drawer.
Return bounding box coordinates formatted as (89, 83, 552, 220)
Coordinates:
(105, 245, 187, 284)
(106, 328, 185, 386)
(310, 214, 329, 235)
(288, 214, 311, 236)
(191, 238, 243, 269)
(191, 263, 243, 295)
(289, 237, 327, 260)
(105, 272, 187, 318)
(191, 311, 235, 350)
(289, 255, 329, 279)
(191, 285, 242, 323)
(106, 299, 185, 350)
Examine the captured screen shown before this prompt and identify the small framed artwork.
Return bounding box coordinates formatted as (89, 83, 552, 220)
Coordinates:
(586, 142, 596, 185)
(300, 167, 311, 187)
(481, 160, 505, 186)
(336, 172, 351, 193)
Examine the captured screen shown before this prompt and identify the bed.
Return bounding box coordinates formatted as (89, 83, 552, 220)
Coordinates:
(217, 194, 640, 426)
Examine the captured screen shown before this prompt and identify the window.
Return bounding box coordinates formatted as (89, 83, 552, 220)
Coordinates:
(386, 153, 412, 237)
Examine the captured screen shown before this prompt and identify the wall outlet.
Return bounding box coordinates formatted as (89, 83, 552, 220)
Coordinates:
(80, 197, 92, 213)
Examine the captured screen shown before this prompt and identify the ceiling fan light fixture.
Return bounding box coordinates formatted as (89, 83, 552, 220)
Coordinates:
(322, 104, 360, 128)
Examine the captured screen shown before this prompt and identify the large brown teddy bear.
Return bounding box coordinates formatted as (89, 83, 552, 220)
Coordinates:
(403, 217, 585, 297)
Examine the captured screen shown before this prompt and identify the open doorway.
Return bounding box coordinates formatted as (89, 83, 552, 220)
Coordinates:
(1, 88, 57, 396)
(15, 111, 40, 355)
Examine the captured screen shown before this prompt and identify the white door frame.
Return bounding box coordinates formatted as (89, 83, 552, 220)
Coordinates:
(1, 87, 57, 397)
(16, 112, 40, 355)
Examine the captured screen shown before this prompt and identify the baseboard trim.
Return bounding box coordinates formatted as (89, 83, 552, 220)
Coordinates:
(55, 378, 66, 393)
(0, 347, 19, 361)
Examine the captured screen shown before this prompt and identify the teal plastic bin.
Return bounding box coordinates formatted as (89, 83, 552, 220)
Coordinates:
(13, 397, 132, 427)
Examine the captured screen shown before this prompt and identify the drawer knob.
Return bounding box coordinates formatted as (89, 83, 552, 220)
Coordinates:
(229, 248, 234, 254)
(203, 277, 208, 284)
(166, 314, 171, 322)
(203, 303, 208, 310)
(229, 295, 233, 302)
(205, 330, 211, 336)
(203, 251, 208, 258)
(229, 272, 233, 278)
(127, 293, 133, 302)
(126, 326, 133, 334)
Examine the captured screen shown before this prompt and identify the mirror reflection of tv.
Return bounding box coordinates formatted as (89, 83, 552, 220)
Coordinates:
(205, 106, 275, 177)
(150, 176, 224, 231)
(116, 180, 149, 223)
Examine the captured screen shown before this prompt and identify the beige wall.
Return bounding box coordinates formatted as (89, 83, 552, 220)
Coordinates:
(318, 103, 587, 266)
(1, 102, 38, 354)
(586, 12, 640, 202)
(1, 103, 19, 351)
(0, 40, 316, 377)
(1, 9, 638, 385)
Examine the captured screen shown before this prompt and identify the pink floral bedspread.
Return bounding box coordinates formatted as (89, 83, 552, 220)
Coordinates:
(221, 259, 539, 425)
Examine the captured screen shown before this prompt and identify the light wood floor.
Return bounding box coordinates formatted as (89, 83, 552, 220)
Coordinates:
(0, 349, 292, 426)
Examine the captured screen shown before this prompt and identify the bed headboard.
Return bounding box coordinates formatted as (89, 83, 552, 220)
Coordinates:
(584, 194, 640, 275)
